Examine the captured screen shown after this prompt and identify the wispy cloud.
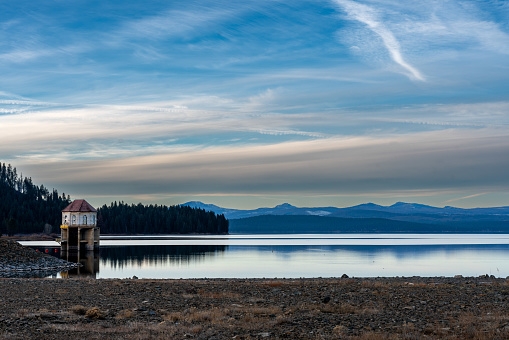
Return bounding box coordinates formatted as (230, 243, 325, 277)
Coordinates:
(2, 97, 507, 162)
(115, 7, 237, 42)
(333, 0, 425, 81)
(14, 128, 509, 202)
(443, 193, 489, 204)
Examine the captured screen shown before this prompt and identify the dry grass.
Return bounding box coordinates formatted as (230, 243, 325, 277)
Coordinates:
(332, 325, 348, 337)
(287, 301, 375, 316)
(164, 307, 226, 324)
(115, 309, 134, 320)
(354, 332, 399, 340)
(197, 289, 241, 299)
(85, 307, 105, 319)
(249, 306, 281, 315)
(161, 303, 284, 335)
(360, 281, 390, 288)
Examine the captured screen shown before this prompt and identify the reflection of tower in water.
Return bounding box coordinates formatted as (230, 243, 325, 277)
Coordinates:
(60, 250, 99, 278)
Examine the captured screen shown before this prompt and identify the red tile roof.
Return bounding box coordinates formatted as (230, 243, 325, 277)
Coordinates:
(62, 199, 97, 212)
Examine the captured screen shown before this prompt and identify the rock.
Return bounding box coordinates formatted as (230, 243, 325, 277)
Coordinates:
(341, 274, 349, 278)
(0, 239, 79, 276)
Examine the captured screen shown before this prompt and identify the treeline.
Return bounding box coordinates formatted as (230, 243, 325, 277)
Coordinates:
(0, 162, 71, 235)
(97, 202, 228, 234)
(0, 162, 229, 235)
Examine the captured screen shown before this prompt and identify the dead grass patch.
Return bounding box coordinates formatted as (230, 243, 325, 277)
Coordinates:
(332, 325, 348, 337)
(360, 281, 389, 288)
(288, 301, 370, 315)
(190, 325, 203, 334)
(452, 311, 509, 339)
(164, 307, 227, 325)
(197, 289, 241, 299)
(85, 307, 105, 319)
(115, 309, 134, 320)
(356, 331, 399, 340)
(250, 306, 280, 315)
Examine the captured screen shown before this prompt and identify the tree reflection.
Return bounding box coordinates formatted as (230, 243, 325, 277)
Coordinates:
(100, 245, 228, 268)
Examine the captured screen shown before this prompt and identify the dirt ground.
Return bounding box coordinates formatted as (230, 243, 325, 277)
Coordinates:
(1, 276, 509, 339)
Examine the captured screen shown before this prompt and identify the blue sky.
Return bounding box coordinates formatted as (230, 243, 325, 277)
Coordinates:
(1, 0, 509, 209)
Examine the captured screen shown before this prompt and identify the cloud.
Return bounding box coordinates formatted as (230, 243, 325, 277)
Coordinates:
(332, 0, 509, 84)
(443, 192, 489, 204)
(111, 5, 239, 44)
(2, 97, 508, 163)
(0, 49, 54, 63)
(13, 127, 509, 203)
(333, 0, 425, 81)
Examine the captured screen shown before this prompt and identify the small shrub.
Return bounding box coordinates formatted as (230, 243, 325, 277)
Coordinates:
(85, 307, 105, 319)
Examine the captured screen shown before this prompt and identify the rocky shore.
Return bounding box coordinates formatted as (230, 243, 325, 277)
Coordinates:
(0, 239, 80, 276)
(1, 276, 509, 339)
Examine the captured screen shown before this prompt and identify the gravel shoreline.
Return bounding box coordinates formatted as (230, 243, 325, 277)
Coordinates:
(0, 239, 80, 276)
(2, 276, 509, 339)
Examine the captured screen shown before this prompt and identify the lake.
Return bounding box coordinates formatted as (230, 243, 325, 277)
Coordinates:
(20, 234, 509, 279)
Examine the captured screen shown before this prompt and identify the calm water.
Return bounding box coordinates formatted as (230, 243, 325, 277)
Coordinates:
(20, 234, 509, 279)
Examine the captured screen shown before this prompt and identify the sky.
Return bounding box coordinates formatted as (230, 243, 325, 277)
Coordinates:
(1, 0, 509, 210)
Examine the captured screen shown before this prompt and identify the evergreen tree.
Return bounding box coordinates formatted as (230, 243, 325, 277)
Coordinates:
(0, 162, 71, 234)
(97, 202, 228, 234)
(0, 162, 228, 235)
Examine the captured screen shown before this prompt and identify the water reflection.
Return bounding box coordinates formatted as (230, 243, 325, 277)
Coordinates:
(101, 245, 228, 268)
(94, 244, 509, 279)
(60, 251, 99, 278)
(18, 236, 509, 278)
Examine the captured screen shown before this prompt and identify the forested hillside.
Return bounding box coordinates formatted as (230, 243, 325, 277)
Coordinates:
(98, 202, 228, 234)
(1, 163, 228, 235)
(0, 163, 71, 235)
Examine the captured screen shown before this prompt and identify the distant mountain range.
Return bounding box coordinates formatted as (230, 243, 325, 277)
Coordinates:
(182, 201, 509, 234)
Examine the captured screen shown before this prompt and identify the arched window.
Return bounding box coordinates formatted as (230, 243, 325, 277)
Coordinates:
(64, 215, 68, 225)
(92, 215, 96, 225)
(72, 215, 76, 225)
(83, 215, 87, 225)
